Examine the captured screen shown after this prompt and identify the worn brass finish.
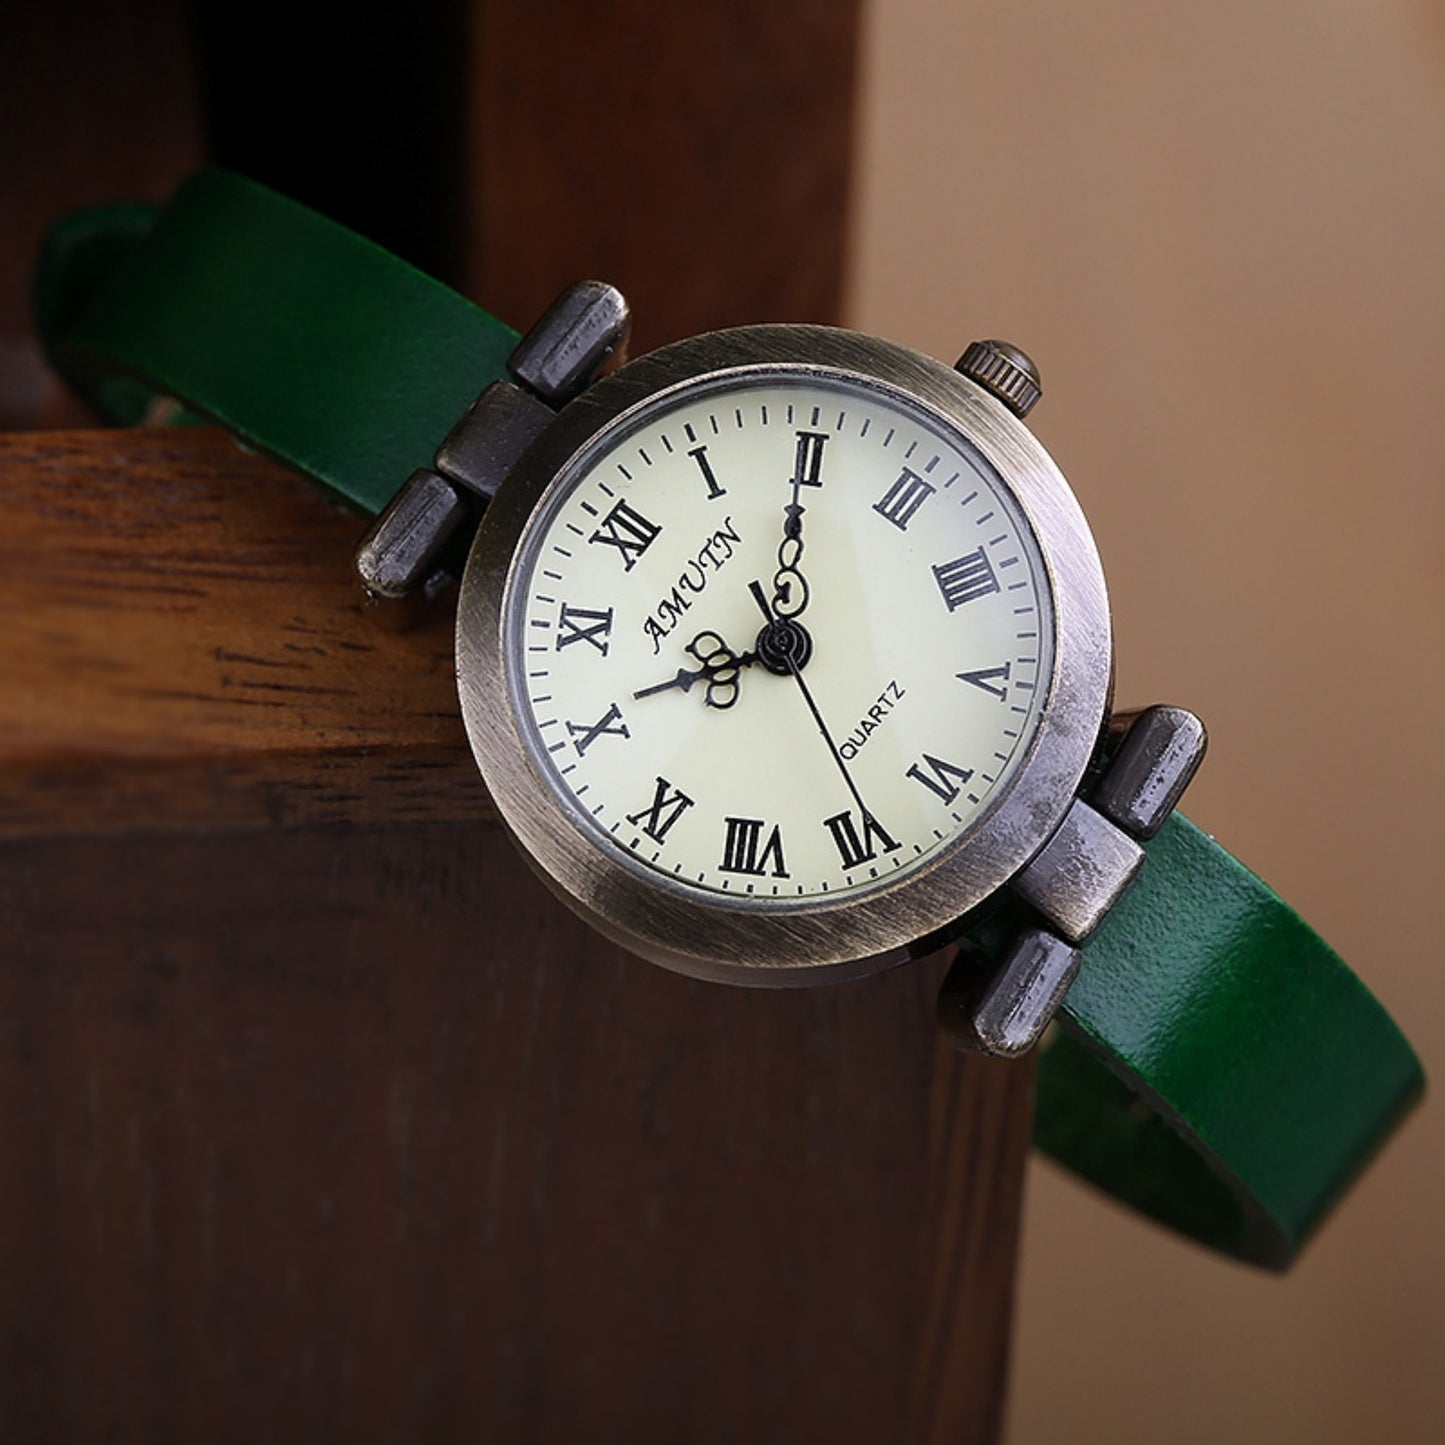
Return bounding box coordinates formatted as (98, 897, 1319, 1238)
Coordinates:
(1010, 798, 1144, 941)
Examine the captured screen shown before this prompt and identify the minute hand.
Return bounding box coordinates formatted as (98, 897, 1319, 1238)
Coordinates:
(747, 580, 873, 822)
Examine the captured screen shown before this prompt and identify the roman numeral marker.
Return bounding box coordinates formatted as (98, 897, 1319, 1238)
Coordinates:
(720, 817, 789, 877)
(905, 753, 975, 805)
(589, 498, 661, 571)
(556, 603, 614, 655)
(932, 547, 1000, 610)
(626, 776, 695, 843)
(790, 430, 829, 489)
(823, 809, 901, 870)
(873, 467, 936, 530)
(566, 701, 630, 756)
(688, 445, 726, 499)
(956, 662, 1012, 700)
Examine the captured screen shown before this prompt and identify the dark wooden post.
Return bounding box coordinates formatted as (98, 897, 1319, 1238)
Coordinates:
(0, 5, 1034, 1441)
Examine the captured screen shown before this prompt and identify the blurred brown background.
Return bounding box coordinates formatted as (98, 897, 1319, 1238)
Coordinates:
(848, 2, 1443, 1441)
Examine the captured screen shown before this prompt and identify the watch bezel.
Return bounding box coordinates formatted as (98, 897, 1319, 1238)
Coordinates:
(456, 325, 1111, 985)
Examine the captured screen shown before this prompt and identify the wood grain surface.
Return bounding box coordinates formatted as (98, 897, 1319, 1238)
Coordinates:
(0, 428, 483, 838)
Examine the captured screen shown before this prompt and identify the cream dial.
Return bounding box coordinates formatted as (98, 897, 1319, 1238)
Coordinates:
(506, 370, 1055, 904)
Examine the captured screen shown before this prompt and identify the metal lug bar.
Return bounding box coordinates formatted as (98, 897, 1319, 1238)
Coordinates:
(508, 281, 632, 406)
(1012, 798, 1144, 943)
(354, 468, 470, 629)
(359, 281, 631, 629)
(937, 927, 1081, 1059)
(434, 381, 555, 503)
(1093, 704, 1207, 840)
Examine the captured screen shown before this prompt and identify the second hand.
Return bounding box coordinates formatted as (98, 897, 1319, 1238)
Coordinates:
(748, 580, 874, 823)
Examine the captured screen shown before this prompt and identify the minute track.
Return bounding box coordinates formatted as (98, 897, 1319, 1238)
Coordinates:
(507, 365, 1056, 902)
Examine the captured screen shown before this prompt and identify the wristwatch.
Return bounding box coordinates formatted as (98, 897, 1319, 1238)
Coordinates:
(35, 169, 1423, 1270)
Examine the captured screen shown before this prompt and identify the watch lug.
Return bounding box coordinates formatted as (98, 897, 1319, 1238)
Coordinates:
(508, 280, 632, 406)
(1093, 705, 1207, 840)
(941, 705, 1206, 1054)
(937, 927, 1081, 1058)
(434, 381, 554, 503)
(1011, 798, 1144, 943)
(355, 280, 631, 625)
(354, 467, 470, 627)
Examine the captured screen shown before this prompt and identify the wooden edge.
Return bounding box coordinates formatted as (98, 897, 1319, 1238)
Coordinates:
(0, 427, 492, 839)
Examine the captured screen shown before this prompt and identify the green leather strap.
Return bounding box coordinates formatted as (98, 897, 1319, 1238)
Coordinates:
(35, 168, 518, 516)
(35, 172, 1422, 1269)
(1043, 814, 1422, 1268)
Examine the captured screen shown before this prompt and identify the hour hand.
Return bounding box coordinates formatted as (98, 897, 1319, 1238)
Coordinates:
(633, 665, 708, 700)
(632, 630, 757, 709)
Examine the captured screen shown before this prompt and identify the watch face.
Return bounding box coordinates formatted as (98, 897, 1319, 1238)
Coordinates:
(509, 374, 1053, 899)
(459, 327, 1110, 983)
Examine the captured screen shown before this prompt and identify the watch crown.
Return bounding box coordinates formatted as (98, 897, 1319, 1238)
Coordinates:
(956, 339, 1042, 418)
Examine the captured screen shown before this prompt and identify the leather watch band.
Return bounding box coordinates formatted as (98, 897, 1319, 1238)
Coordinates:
(1042, 814, 1421, 1267)
(35, 171, 1423, 1268)
(35, 168, 518, 517)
